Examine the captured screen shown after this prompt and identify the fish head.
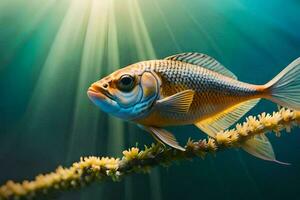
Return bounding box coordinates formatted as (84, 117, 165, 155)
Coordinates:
(87, 65, 160, 120)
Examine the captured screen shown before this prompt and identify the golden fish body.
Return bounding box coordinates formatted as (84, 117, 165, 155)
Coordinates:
(133, 59, 265, 127)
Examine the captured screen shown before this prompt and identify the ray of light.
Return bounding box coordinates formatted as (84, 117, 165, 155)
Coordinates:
(66, 0, 110, 163)
(106, 0, 126, 157)
(128, 0, 156, 59)
(22, 0, 92, 149)
(153, 0, 181, 52)
(0, 0, 61, 71)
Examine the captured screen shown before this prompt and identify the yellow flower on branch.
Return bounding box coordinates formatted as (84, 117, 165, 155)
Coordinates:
(122, 147, 140, 161)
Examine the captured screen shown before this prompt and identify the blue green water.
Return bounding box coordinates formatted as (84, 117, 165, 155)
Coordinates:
(1, 0, 300, 199)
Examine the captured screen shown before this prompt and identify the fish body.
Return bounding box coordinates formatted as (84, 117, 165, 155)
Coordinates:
(88, 52, 300, 163)
(131, 59, 263, 127)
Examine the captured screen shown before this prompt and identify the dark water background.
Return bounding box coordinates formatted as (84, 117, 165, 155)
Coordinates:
(1, 0, 300, 199)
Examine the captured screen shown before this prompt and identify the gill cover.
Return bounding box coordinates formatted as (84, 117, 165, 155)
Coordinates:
(133, 71, 160, 118)
(140, 72, 159, 103)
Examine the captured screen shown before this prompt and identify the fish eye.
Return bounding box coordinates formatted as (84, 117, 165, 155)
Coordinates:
(117, 74, 135, 92)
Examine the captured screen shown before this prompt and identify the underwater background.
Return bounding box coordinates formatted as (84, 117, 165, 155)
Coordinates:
(1, 0, 300, 199)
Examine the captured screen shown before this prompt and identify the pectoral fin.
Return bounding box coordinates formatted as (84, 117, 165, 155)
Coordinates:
(242, 135, 289, 165)
(156, 90, 195, 114)
(140, 125, 185, 151)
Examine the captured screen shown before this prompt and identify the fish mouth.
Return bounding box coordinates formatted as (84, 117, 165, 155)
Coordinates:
(87, 89, 106, 100)
(87, 85, 114, 101)
(88, 86, 98, 93)
(87, 84, 120, 113)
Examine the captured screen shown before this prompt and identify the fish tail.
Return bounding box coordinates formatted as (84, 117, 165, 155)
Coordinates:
(263, 57, 300, 110)
(240, 58, 300, 164)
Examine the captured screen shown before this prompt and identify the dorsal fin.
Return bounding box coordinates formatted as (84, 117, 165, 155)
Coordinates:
(165, 52, 237, 79)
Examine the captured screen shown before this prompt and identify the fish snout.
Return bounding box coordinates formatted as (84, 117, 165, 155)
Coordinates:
(90, 81, 109, 92)
(87, 81, 110, 99)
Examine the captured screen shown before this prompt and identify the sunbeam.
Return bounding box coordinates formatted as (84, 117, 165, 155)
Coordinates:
(66, 0, 110, 163)
(106, 0, 125, 156)
(153, 0, 181, 52)
(21, 0, 92, 158)
(0, 0, 61, 70)
(128, 0, 156, 59)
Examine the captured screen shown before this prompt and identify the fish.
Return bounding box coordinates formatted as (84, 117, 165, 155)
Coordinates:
(87, 52, 300, 162)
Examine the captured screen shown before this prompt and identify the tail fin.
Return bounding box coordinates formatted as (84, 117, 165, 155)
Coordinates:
(265, 57, 300, 110)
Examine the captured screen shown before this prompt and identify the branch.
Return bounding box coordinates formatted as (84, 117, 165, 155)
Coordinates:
(0, 108, 299, 200)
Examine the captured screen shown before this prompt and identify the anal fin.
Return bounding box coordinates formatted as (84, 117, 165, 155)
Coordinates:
(195, 99, 260, 137)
